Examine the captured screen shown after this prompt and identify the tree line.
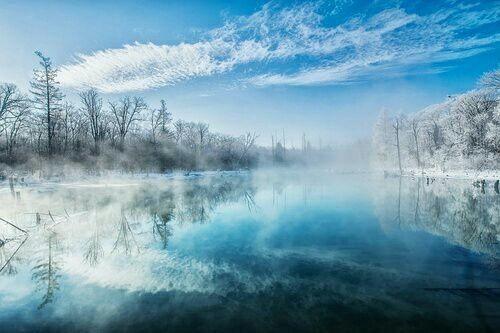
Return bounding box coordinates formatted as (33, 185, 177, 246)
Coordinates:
(0, 52, 258, 172)
(373, 69, 499, 174)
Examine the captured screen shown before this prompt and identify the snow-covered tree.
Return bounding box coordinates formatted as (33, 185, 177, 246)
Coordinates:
(372, 109, 394, 170)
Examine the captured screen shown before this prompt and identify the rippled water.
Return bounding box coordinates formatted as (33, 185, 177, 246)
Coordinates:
(0, 171, 499, 332)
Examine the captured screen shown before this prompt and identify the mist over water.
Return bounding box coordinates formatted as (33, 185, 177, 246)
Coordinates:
(1, 0, 499, 331)
(0, 171, 498, 332)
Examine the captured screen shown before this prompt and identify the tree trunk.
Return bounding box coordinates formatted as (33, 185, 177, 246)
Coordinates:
(395, 120, 402, 175)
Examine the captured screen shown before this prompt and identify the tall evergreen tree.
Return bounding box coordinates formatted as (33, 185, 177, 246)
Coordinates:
(30, 51, 64, 156)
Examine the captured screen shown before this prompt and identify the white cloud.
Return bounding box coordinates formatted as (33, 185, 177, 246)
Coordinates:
(58, 1, 500, 92)
(58, 42, 230, 93)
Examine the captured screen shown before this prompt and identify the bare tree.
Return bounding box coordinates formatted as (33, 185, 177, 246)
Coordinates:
(109, 96, 147, 150)
(148, 107, 162, 146)
(173, 119, 186, 145)
(0, 84, 24, 130)
(372, 110, 393, 170)
(80, 88, 104, 154)
(3, 100, 30, 161)
(57, 102, 75, 154)
(196, 123, 209, 152)
(409, 118, 421, 169)
(30, 51, 64, 156)
(237, 132, 258, 167)
(393, 115, 404, 175)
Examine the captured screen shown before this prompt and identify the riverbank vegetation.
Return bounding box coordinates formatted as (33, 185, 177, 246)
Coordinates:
(372, 69, 499, 175)
(0, 52, 261, 174)
(1, 52, 359, 177)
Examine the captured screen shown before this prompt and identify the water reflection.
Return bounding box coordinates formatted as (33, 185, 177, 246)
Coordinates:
(374, 176, 499, 259)
(0, 172, 498, 332)
(31, 231, 61, 309)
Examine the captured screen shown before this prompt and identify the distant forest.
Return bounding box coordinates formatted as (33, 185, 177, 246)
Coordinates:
(0, 52, 263, 173)
(0, 52, 371, 175)
(2, 52, 497, 176)
(372, 69, 499, 173)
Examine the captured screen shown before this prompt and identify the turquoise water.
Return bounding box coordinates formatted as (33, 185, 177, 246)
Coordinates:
(0, 172, 499, 332)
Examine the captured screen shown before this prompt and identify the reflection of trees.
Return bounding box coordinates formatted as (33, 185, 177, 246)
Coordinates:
(374, 178, 500, 258)
(112, 209, 140, 255)
(393, 177, 402, 227)
(243, 190, 257, 212)
(2, 174, 258, 298)
(413, 178, 421, 225)
(130, 176, 256, 248)
(83, 211, 103, 266)
(125, 176, 255, 229)
(31, 231, 61, 309)
(152, 212, 173, 250)
(174, 178, 256, 225)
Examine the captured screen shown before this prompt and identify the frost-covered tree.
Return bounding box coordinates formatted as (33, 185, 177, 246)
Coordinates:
(372, 110, 393, 169)
(407, 117, 422, 169)
(372, 72, 499, 172)
(480, 69, 500, 91)
(393, 114, 405, 175)
(450, 91, 497, 157)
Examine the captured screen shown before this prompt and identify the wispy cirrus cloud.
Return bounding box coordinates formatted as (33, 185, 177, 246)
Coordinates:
(58, 1, 500, 93)
(58, 42, 229, 93)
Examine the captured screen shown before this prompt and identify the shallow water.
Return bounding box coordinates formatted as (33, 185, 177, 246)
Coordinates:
(0, 171, 499, 332)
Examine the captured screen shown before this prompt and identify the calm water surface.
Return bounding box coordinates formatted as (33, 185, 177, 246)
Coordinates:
(0, 171, 499, 332)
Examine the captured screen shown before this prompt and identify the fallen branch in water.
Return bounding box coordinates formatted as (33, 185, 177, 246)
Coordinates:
(0, 216, 28, 234)
(0, 235, 28, 273)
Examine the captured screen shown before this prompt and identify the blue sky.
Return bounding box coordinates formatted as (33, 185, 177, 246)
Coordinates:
(0, 0, 498, 145)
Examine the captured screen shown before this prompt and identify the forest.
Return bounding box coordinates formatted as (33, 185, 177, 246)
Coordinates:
(0, 52, 262, 174)
(372, 69, 499, 175)
(1, 51, 498, 176)
(0, 52, 343, 175)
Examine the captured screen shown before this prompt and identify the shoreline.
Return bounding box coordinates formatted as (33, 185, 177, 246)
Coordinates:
(381, 168, 500, 181)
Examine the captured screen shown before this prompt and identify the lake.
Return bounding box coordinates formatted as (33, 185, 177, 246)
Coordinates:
(0, 171, 499, 332)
